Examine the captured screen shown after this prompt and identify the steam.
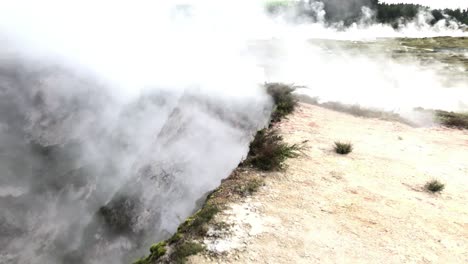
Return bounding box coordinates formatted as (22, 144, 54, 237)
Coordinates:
(0, 1, 467, 264)
(0, 1, 273, 263)
(263, 1, 468, 122)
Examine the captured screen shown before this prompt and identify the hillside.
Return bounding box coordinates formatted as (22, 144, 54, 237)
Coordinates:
(188, 103, 468, 263)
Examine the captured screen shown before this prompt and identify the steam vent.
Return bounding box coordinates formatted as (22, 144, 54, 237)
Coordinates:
(1, 1, 467, 264)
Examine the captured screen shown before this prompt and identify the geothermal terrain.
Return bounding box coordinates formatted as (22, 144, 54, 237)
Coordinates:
(188, 102, 468, 264)
(1, 35, 467, 264)
(0, 1, 467, 263)
(137, 37, 468, 264)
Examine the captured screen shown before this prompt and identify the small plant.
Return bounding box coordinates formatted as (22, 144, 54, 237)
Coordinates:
(177, 204, 219, 236)
(150, 241, 167, 257)
(234, 179, 264, 197)
(245, 129, 301, 171)
(171, 241, 204, 264)
(425, 180, 445, 193)
(168, 232, 183, 244)
(133, 241, 167, 264)
(334, 142, 353, 155)
(265, 83, 299, 123)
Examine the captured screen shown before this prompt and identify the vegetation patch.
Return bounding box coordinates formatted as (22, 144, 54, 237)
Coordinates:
(171, 242, 204, 264)
(134, 204, 218, 263)
(265, 0, 291, 14)
(425, 180, 445, 193)
(267, 1, 468, 27)
(234, 178, 264, 197)
(177, 204, 220, 237)
(334, 142, 353, 155)
(399, 37, 468, 50)
(134, 83, 302, 263)
(135, 169, 268, 263)
(244, 129, 302, 171)
(435, 110, 468, 130)
(265, 83, 299, 123)
(133, 242, 167, 264)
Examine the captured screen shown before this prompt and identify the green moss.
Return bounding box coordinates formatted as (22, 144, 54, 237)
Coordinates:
(171, 242, 204, 264)
(150, 241, 167, 256)
(177, 204, 219, 236)
(168, 232, 183, 244)
(132, 242, 167, 264)
(132, 258, 146, 264)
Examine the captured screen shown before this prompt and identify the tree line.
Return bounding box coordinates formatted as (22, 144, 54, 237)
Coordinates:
(267, 0, 468, 27)
(377, 2, 468, 26)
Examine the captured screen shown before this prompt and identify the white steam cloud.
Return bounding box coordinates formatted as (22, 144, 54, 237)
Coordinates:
(0, 1, 467, 264)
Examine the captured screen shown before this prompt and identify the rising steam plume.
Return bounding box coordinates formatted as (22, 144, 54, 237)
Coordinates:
(0, 1, 467, 264)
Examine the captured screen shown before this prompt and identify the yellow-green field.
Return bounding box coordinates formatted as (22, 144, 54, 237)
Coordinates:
(309, 36, 468, 83)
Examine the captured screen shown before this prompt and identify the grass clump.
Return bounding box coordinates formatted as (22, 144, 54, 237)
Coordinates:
(234, 178, 264, 197)
(425, 180, 445, 193)
(245, 129, 301, 171)
(334, 142, 353, 155)
(171, 241, 204, 264)
(265, 83, 298, 123)
(150, 241, 167, 257)
(435, 110, 468, 129)
(133, 241, 167, 264)
(135, 205, 218, 264)
(177, 204, 219, 236)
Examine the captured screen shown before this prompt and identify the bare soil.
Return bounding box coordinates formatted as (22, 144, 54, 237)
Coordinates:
(189, 103, 468, 264)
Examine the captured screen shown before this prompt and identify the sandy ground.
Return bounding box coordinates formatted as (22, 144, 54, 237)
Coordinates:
(189, 103, 468, 264)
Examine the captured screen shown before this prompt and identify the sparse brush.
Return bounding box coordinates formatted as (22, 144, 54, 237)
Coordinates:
(425, 180, 445, 193)
(265, 83, 299, 123)
(133, 242, 167, 264)
(435, 110, 468, 129)
(177, 204, 219, 236)
(171, 241, 204, 264)
(334, 142, 353, 155)
(155, 205, 218, 263)
(245, 129, 301, 171)
(234, 179, 264, 197)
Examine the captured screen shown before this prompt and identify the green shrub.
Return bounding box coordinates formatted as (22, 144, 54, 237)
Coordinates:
(425, 180, 445, 193)
(245, 129, 301, 171)
(436, 110, 468, 129)
(171, 241, 204, 264)
(265, 83, 298, 123)
(334, 142, 353, 155)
